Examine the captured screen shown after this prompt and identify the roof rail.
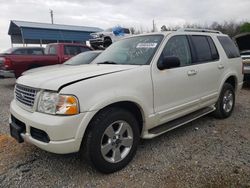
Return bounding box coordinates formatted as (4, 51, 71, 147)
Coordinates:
(177, 28, 222, 34)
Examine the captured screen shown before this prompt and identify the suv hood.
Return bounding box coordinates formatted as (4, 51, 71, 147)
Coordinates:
(22, 64, 64, 76)
(17, 64, 138, 91)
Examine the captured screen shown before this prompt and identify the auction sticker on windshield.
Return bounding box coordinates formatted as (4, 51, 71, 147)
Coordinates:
(136, 43, 157, 48)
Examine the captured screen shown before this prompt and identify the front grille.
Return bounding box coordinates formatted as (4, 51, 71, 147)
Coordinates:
(15, 84, 37, 108)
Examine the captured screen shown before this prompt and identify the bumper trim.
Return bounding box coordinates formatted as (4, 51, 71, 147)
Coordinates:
(10, 100, 85, 154)
(20, 132, 80, 154)
(0, 70, 15, 78)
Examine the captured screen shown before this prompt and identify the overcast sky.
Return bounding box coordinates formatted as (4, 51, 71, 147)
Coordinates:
(0, 0, 250, 51)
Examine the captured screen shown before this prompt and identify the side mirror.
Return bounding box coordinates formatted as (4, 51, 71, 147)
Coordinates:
(157, 56, 181, 70)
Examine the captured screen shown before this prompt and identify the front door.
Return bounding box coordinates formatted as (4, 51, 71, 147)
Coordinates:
(152, 35, 201, 126)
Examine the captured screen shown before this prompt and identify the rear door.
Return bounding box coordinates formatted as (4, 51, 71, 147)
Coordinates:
(188, 35, 222, 107)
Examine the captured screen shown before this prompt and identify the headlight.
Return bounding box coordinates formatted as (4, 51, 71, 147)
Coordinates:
(37, 91, 79, 115)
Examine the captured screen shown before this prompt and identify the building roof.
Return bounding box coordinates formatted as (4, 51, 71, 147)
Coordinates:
(8, 20, 103, 44)
(9, 20, 103, 33)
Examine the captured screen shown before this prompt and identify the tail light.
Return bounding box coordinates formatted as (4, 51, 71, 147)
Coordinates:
(0, 57, 12, 69)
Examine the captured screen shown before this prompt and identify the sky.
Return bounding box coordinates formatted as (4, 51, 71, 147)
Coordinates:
(0, 0, 250, 51)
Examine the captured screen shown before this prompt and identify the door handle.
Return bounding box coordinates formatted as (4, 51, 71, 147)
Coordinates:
(187, 70, 198, 76)
(218, 64, 224, 69)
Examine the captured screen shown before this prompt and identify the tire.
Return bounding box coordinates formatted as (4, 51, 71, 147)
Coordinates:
(103, 38, 112, 48)
(80, 107, 140, 173)
(213, 83, 235, 119)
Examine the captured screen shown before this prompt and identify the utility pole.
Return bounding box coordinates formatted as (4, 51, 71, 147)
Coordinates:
(152, 19, 155, 32)
(50, 9, 54, 24)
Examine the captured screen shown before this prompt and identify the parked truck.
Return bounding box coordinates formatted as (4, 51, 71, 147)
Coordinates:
(0, 43, 92, 78)
(90, 27, 132, 49)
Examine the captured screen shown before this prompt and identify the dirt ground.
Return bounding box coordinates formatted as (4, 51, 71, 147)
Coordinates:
(0, 78, 250, 187)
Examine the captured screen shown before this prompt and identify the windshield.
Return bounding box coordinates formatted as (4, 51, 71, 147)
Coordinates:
(64, 51, 101, 65)
(93, 35, 164, 65)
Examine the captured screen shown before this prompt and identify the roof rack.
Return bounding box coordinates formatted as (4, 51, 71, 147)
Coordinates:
(177, 28, 222, 34)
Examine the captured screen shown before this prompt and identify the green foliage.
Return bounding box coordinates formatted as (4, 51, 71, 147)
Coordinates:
(240, 22, 250, 33)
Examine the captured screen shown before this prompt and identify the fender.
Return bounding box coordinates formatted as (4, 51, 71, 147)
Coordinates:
(74, 97, 148, 143)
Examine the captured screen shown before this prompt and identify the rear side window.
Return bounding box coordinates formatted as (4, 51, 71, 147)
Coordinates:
(217, 36, 240, 58)
(28, 49, 44, 55)
(13, 49, 27, 55)
(207, 37, 219, 60)
(191, 35, 218, 63)
(64, 46, 90, 55)
(45, 46, 57, 55)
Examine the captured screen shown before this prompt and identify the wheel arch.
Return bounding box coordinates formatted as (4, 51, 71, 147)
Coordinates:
(223, 75, 238, 91)
(87, 100, 144, 134)
(216, 74, 238, 102)
(77, 100, 145, 149)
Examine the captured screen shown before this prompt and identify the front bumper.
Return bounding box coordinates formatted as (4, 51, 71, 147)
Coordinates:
(0, 70, 15, 78)
(89, 38, 104, 46)
(9, 100, 86, 154)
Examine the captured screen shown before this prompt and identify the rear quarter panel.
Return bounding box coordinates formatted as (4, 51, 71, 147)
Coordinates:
(213, 35, 244, 93)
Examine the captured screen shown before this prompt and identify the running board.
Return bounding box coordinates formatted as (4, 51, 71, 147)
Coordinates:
(148, 106, 215, 136)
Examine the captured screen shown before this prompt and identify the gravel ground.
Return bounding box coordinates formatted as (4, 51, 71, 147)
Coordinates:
(0, 78, 250, 188)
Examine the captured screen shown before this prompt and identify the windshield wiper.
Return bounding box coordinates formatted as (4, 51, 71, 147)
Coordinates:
(97, 61, 118, 65)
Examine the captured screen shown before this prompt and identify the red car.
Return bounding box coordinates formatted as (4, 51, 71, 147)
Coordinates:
(0, 43, 92, 78)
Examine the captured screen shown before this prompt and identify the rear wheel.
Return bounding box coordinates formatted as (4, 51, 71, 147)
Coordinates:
(80, 107, 140, 173)
(213, 83, 235, 118)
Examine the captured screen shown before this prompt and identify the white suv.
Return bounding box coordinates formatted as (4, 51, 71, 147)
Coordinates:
(10, 29, 243, 173)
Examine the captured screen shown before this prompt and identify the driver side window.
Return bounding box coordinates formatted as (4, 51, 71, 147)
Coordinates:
(159, 35, 192, 67)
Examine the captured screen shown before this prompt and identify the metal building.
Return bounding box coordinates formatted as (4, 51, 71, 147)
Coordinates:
(8, 20, 103, 46)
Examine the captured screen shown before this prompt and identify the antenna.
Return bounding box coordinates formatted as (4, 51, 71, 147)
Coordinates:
(50, 9, 54, 24)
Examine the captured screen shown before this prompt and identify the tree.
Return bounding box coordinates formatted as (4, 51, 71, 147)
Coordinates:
(240, 22, 250, 33)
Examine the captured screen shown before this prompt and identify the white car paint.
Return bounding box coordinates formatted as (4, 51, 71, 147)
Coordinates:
(22, 64, 63, 75)
(10, 31, 243, 154)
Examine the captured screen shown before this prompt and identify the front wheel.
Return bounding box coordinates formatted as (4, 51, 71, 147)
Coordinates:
(80, 107, 140, 173)
(213, 83, 235, 119)
(103, 38, 112, 48)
